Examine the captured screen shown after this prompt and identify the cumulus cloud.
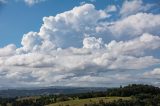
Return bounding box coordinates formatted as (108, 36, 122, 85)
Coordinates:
(0, 44, 16, 57)
(0, 1, 160, 87)
(3, 33, 160, 69)
(19, 3, 160, 51)
(110, 13, 160, 37)
(83, 37, 104, 49)
(39, 4, 107, 48)
(20, 32, 42, 52)
(17, 4, 108, 53)
(1, 33, 160, 87)
(106, 33, 160, 56)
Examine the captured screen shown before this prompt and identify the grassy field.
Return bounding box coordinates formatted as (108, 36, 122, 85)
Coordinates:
(46, 96, 131, 106)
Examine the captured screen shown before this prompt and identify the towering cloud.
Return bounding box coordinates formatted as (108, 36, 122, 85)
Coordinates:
(19, 4, 107, 53)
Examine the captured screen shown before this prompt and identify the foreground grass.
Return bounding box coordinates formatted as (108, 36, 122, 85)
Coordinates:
(46, 96, 131, 106)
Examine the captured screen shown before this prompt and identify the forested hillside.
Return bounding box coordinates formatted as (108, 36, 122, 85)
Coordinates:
(0, 84, 160, 106)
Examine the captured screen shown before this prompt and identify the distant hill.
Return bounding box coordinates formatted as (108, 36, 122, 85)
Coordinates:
(0, 86, 107, 98)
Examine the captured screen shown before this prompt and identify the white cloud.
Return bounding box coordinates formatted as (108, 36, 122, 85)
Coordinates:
(106, 5, 117, 12)
(0, 65, 134, 87)
(21, 32, 42, 52)
(106, 33, 160, 56)
(93, 33, 160, 69)
(108, 56, 159, 69)
(83, 37, 104, 49)
(20, 4, 160, 52)
(110, 13, 160, 37)
(0, 44, 16, 57)
(94, 54, 160, 70)
(144, 68, 160, 77)
(39, 4, 107, 48)
(18, 4, 107, 52)
(1, 33, 159, 74)
(120, 0, 154, 17)
(24, 0, 46, 6)
(0, 2, 160, 87)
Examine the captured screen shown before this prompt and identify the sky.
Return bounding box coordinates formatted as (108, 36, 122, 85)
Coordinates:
(0, 0, 160, 88)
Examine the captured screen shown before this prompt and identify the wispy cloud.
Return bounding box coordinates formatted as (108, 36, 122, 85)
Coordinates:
(24, 0, 47, 6)
(0, 0, 7, 4)
(0, 0, 7, 13)
(120, 0, 155, 17)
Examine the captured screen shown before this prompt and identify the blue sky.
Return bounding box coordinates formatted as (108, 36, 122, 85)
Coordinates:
(0, 0, 160, 88)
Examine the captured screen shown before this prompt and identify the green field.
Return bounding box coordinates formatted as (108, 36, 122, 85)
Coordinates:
(46, 96, 131, 106)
